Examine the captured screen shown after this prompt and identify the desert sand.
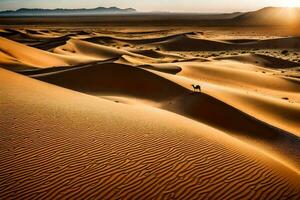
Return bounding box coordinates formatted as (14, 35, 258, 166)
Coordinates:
(1, 13, 300, 199)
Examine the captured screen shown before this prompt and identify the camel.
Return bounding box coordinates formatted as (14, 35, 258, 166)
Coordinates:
(192, 84, 201, 92)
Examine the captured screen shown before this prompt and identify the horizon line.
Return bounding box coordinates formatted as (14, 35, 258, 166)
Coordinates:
(1, 6, 299, 14)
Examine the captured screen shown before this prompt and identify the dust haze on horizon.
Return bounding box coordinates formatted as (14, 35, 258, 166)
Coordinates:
(1, 0, 300, 12)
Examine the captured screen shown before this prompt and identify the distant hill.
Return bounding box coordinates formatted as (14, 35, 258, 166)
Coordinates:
(0, 7, 137, 16)
(234, 7, 300, 26)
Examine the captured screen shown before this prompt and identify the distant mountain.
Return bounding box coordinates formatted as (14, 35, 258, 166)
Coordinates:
(0, 7, 137, 16)
(234, 7, 300, 25)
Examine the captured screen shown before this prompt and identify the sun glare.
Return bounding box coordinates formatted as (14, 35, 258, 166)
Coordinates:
(282, 0, 299, 8)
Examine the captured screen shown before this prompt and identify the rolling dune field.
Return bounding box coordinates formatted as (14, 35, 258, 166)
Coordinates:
(1, 25, 300, 199)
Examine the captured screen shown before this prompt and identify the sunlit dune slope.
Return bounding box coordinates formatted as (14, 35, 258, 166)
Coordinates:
(53, 39, 148, 60)
(1, 26, 300, 199)
(84, 33, 300, 51)
(0, 37, 94, 70)
(234, 7, 300, 26)
(215, 54, 300, 69)
(1, 68, 300, 199)
(31, 60, 300, 170)
(155, 35, 300, 51)
(177, 60, 300, 136)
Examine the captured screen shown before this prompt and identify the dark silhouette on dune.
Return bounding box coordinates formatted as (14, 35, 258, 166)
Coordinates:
(192, 84, 201, 92)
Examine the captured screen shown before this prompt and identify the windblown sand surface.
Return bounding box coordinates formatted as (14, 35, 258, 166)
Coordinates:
(1, 27, 300, 199)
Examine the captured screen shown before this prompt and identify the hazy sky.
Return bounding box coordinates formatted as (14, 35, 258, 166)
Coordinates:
(1, 0, 300, 12)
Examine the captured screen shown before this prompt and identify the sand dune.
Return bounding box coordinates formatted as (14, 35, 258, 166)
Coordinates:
(138, 63, 182, 74)
(223, 39, 260, 43)
(1, 26, 300, 199)
(1, 68, 300, 199)
(0, 37, 94, 70)
(32, 35, 72, 50)
(246, 37, 300, 50)
(128, 34, 300, 51)
(0, 29, 68, 48)
(18, 58, 119, 76)
(130, 49, 182, 60)
(216, 54, 300, 69)
(53, 38, 149, 61)
(85, 33, 233, 51)
(0, 50, 37, 71)
(163, 92, 300, 169)
(179, 60, 300, 93)
(31, 59, 300, 170)
(84, 32, 194, 45)
(234, 7, 300, 26)
(34, 62, 188, 101)
(176, 60, 300, 136)
(155, 35, 233, 51)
